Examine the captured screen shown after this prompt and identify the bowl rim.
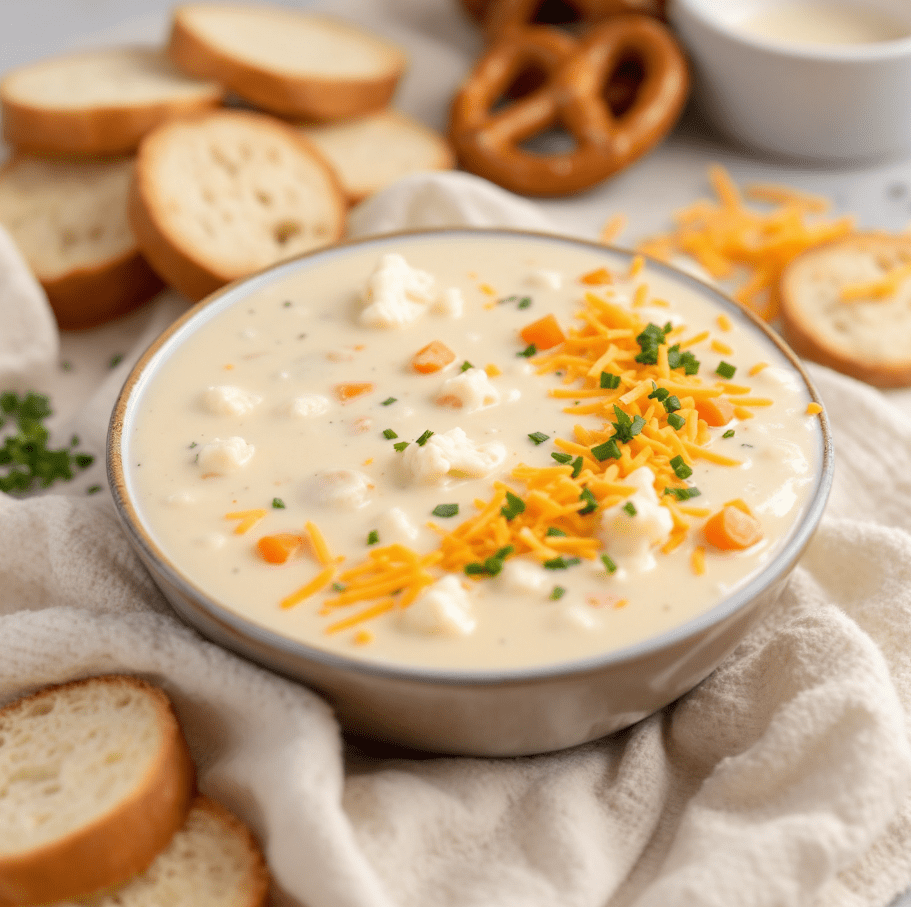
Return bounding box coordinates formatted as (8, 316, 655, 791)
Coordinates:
(669, 0, 911, 62)
(107, 226, 835, 688)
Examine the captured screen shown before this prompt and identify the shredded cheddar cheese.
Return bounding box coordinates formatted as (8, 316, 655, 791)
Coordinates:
(838, 260, 911, 302)
(225, 509, 267, 535)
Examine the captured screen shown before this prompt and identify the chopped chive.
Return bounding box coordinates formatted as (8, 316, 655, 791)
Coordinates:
(669, 455, 692, 480)
(591, 438, 621, 461)
(663, 486, 702, 501)
(383, 428, 398, 439)
(465, 546, 514, 577)
(543, 556, 581, 570)
(571, 456, 584, 478)
(460, 360, 474, 372)
(610, 405, 646, 442)
(367, 529, 379, 545)
(272, 497, 286, 509)
(501, 491, 526, 520)
(432, 503, 459, 518)
(528, 431, 549, 445)
(716, 361, 736, 379)
(551, 451, 573, 464)
(109, 354, 123, 369)
(331, 582, 346, 592)
(600, 371, 620, 389)
(663, 395, 681, 413)
(381, 397, 397, 406)
(648, 383, 669, 402)
(393, 441, 409, 452)
(667, 412, 686, 431)
(74, 454, 94, 469)
(579, 487, 598, 515)
(600, 553, 617, 574)
(545, 527, 567, 537)
(465, 562, 486, 576)
(667, 344, 700, 375)
(518, 343, 537, 358)
(86, 484, 102, 495)
(549, 586, 567, 600)
(622, 501, 637, 517)
(635, 322, 671, 365)
(517, 297, 532, 309)
(722, 429, 735, 438)
(416, 430, 434, 446)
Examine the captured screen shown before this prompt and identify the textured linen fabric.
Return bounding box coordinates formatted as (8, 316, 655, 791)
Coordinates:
(2, 167, 911, 907)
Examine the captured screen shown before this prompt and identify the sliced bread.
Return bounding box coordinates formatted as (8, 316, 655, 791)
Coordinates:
(55, 796, 269, 907)
(0, 155, 163, 330)
(169, 3, 407, 121)
(128, 108, 346, 301)
(779, 232, 911, 388)
(1, 46, 224, 157)
(0, 675, 195, 906)
(298, 109, 455, 204)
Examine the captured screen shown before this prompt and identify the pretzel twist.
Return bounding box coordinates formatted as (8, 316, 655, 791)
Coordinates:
(449, 15, 689, 196)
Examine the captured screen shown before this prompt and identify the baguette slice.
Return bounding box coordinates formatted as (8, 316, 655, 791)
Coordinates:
(55, 797, 269, 907)
(0, 675, 195, 907)
(1, 46, 224, 156)
(169, 3, 407, 121)
(0, 155, 163, 330)
(298, 109, 455, 205)
(129, 109, 346, 301)
(779, 232, 911, 388)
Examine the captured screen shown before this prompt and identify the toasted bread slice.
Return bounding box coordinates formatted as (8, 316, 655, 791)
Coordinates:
(169, 3, 407, 121)
(128, 108, 346, 301)
(0, 675, 195, 906)
(779, 232, 911, 388)
(1, 46, 224, 157)
(54, 797, 269, 907)
(298, 109, 455, 205)
(0, 155, 163, 330)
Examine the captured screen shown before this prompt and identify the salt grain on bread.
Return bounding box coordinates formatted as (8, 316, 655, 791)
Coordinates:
(779, 231, 911, 388)
(0, 155, 163, 330)
(169, 3, 407, 121)
(298, 109, 455, 204)
(0, 46, 224, 157)
(128, 108, 346, 301)
(53, 796, 270, 907)
(0, 675, 195, 907)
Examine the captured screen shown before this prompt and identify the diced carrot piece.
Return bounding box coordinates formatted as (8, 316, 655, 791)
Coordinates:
(703, 503, 762, 550)
(257, 533, 306, 564)
(412, 340, 456, 374)
(695, 396, 735, 426)
(520, 313, 565, 351)
(579, 267, 613, 285)
(335, 382, 374, 402)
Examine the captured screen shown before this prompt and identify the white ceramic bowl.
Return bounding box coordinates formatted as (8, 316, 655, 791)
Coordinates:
(108, 229, 833, 756)
(668, 0, 911, 162)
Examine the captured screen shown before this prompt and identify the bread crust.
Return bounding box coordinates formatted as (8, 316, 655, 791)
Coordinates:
(168, 5, 406, 121)
(779, 232, 911, 388)
(128, 109, 346, 302)
(0, 675, 195, 907)
(0, 48, 224, 157)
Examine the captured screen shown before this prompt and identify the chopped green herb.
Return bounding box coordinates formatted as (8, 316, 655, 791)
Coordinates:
(622, 501, 637, 517)
(393, 441, 409, 452)
(667, 344, 700, 375)
(271, 497, 286, 509)
(188, 441, 198, 449)
(500, 491, 526, 520)
(432, 503, 459, 518)
(464, 562, 486, 576)
(367, 529, 379, 545)
(669, 455, 692, 480)
(667, 412, 686, 431)
(543, 556, 581, 570)
(551, 451, 573, 464)
(600, 371, 621, 389)
(545, 527, 567, 537)
(600, 553, 617, 574)
(382, 428, 398, 439)
(61, 361, 73, 372)
(591, 438, 621, 461)
(528, 431, 549, 445)
(518, 343, 537, 358)
(550, 586, 567, 600)
(610, 405, 646, 443)
(517, 297, 532, 310)
(381, 397, 397, 406)
(282, 300, 292, 307)
(465, 546, 514, 577)
(664, 486, 702, 501)
(571, 456, 584, 478)
(716, 361, 736, 379)
(86, 484, 102, 495)
(579, 487, 598, 515)
(635, 322, 671, 365)
(722, 429, 735, 438)
(648, 383, 669, 402)
(416, 430, 434, 446)
(331, 582, 346, 593)
(460, 360, 474, 372)
(109, 354, 123, 369)
(663, 395, 681, 413)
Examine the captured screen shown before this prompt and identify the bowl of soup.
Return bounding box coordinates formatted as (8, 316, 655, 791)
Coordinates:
(667, 0, 911, 161)
(108, 228, 833, 756)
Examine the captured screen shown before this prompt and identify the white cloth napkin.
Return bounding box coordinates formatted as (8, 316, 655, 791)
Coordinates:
(2, 168, 911, 907)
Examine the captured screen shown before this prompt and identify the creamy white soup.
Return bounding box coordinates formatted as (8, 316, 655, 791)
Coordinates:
(126, 233, 824, 671)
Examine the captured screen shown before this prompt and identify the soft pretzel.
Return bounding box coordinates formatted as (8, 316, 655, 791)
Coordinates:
(448, 15, 688, 196)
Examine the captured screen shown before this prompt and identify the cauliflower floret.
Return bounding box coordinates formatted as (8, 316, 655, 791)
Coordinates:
(433, 286, 465, 317)
(376, 506, 420, 543)
(197, 437, 255, 475)
(307, 469, 373, 508)
(399, 575, 476, 637)
(598, 466, 673, 570)
(403, 428, 506, 485)
(436, 367, 501, 412)
(496, 557, 549, 594)
(359, 253, 436, 328)
(527, 268, 562, 290)
(289, 394, 330, 418)
(201, 385, 262, 417)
